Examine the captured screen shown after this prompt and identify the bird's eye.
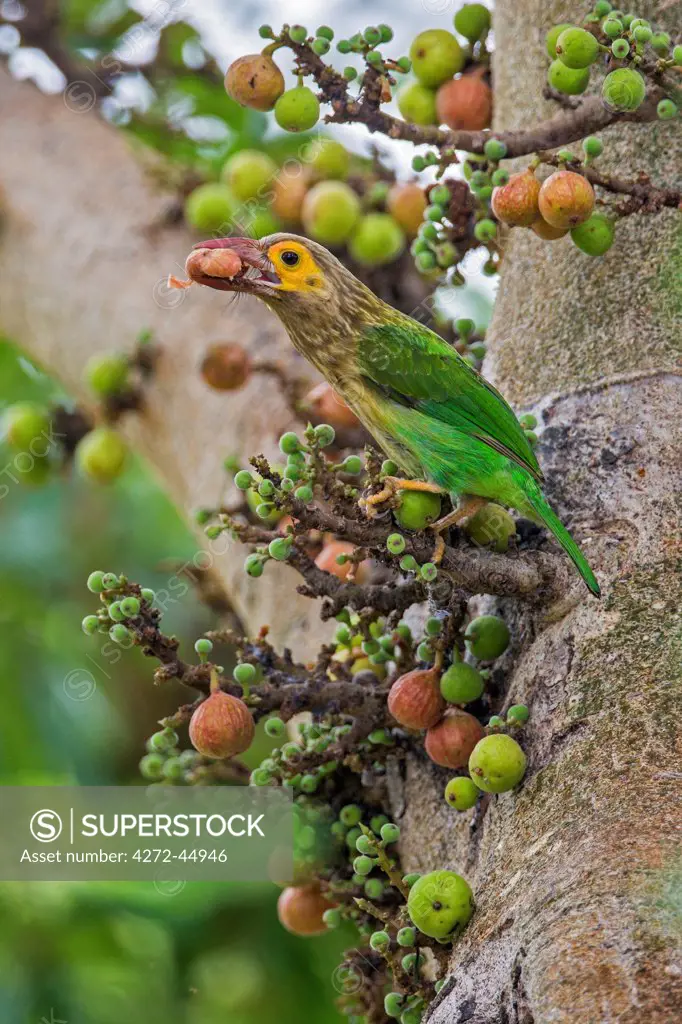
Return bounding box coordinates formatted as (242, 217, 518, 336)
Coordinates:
(280, 250, 300, 267)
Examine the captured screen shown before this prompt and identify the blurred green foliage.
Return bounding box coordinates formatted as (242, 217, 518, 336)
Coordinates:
(0, 337, 348, 1023)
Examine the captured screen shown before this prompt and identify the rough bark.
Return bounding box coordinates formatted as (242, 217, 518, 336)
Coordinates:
(1, 2, 681, 1018)
(401, 2, 682, 1021)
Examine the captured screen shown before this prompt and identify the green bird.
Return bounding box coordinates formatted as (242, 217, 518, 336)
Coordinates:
(190, 233, 599, 596)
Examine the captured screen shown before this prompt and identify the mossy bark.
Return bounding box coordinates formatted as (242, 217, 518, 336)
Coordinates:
(406, 3, 682, 1020)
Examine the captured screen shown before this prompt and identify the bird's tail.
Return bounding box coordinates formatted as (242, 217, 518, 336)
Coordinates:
(518, 476, 600, 597)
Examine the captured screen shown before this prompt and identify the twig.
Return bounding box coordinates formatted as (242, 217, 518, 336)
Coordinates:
(542, 86, 583, 111)
(288, 36, 663, 158)
(281, 497, 563, 601)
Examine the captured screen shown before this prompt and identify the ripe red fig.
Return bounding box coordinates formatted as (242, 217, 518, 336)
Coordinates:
(225, 53, 285, 111)
(277, 884, 335, 936)
(315, 540, 369, 583)
(538, 170, 595, 230)
(436, 69, 492, 131)
(425, 709, 485, 768)
(388, 667, 445, 730)
(200, 342, 252, 391)
(303, 382, 361, 430)
(189, 686, 255, 759)
(491, 169, 541, 227)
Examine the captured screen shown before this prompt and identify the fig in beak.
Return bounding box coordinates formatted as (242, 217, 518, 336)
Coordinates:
(168, 247, 243, 290)
(169, 237, 280, 296)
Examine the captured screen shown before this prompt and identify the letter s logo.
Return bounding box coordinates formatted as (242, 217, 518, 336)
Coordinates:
(30, 809, 63, 843)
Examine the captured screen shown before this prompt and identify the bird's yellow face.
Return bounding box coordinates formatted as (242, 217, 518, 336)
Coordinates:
(265, 239, 325, 294)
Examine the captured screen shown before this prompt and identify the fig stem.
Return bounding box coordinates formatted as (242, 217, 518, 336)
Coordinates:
(360, 824, 410, 900)
(261, 41, 285, 57)
(353, 896, 392, 923)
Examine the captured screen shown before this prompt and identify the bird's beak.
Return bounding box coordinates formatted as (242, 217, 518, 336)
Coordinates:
(188, 237, 281, 296)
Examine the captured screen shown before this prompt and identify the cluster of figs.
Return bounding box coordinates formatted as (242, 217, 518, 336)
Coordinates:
(387, 620, 527, 799)
(491, 163, 615, 256)
(186, 614, 528, 797)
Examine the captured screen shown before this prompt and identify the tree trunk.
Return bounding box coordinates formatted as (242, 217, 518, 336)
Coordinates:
(1, 0, 681, 1017)
(406, 2, 682, 1021)
(0, 65, 324, 655)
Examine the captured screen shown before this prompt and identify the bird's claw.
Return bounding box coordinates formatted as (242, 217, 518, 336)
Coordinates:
(359, 476, 400, 518)
(428, 496, 488, 564)
(359, 476, 443, 519)
(431, 533, 446, 565)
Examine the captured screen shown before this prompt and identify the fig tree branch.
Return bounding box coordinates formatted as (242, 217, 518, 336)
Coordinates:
(222, 473, 566, 610)
(286, 35, 665, 158)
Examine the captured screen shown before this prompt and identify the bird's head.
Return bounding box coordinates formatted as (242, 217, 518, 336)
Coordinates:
(189, 233, 370, 323)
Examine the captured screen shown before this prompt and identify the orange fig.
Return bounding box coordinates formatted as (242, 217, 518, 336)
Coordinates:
(530, 218, 569, 240)
(388, 667, 445, 730)
(315, 540, 370, 583)
(189, 689, 255, 759)
(225, 53, 284, 111)
(491, 169, 541, 227)
(425, 709, 485, 768)
(277, 885, 335, 936)
(200, 342, 252, 391)
(436, 70, 492, 131)
(538, 170, 595, 230)
(271, 166, 311, 224)
(387, 182, 428, 237)
(303, 382, 361, 430)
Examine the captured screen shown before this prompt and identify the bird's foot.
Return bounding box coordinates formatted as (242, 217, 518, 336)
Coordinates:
(432, 533, 446, 565)
(359, 477, 443, 519)
(430, 496, 488, 564)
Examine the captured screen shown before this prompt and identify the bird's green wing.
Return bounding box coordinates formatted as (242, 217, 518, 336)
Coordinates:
(358, 322, 542, 483)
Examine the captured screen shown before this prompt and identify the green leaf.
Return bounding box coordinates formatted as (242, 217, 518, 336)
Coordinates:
(160, 22, 202, 68)
(61, 0, 142, 38)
